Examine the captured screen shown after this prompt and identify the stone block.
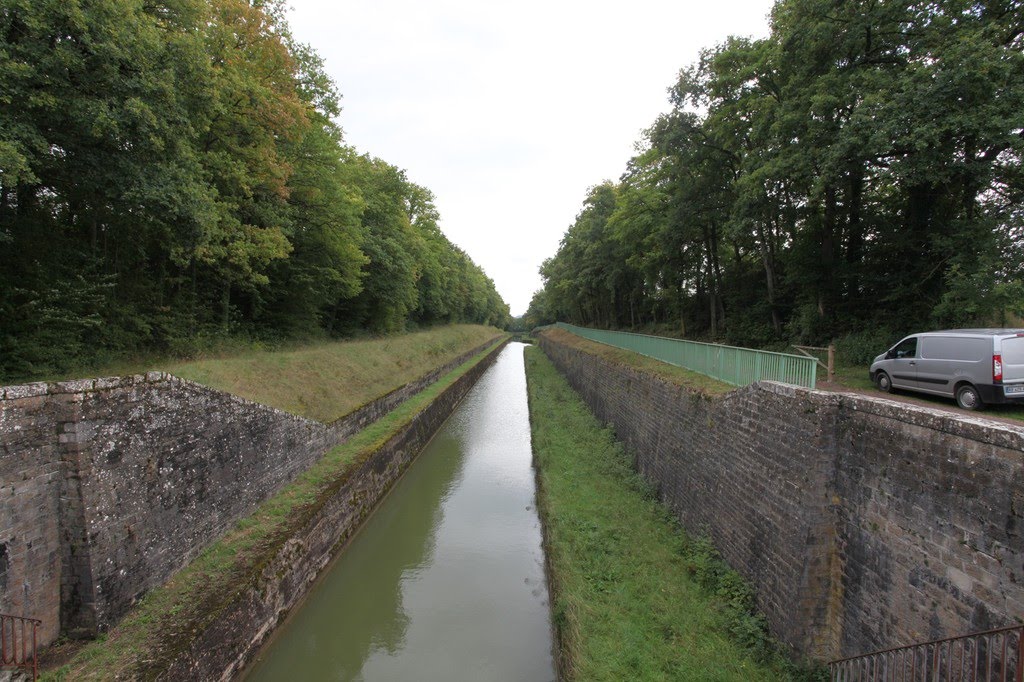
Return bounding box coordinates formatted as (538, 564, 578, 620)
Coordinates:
(50, 379, 95, 395)
(94, 377, 124, 391)
(2, 384, 48, 400)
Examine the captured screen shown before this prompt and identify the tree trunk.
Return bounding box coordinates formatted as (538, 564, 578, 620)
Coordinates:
(819, 184, 838, 320)
(757, 218, 781, 334)
(846, 165, 865, 301)
(221, 282, 231, 333)
(709, 221, 726, 329)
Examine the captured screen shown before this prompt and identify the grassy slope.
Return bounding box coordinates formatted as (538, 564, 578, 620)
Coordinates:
(163, 324, 502, 423)
(7, 325, 502, 424)
(525, 346, 811, 681)
(45, 340, 502, 681)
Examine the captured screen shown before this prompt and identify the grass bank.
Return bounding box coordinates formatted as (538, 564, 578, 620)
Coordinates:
(8, 324, 503, 422)
(163, 324, 502, 423)
(524, 346, 822, 681)
(43, 340, 503, 681)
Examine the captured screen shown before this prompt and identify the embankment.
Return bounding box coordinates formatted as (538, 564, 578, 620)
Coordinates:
(0, 335, 499, 646)
(538, 329, 1024, 661)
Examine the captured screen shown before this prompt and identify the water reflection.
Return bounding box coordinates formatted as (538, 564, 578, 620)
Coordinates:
(243, 344, 555, 682)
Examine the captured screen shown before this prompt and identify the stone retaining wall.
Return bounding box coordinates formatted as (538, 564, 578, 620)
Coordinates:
(0, 338, 498, 645)
(539, 331, 1024, 660)
(166, 341, 506, 681)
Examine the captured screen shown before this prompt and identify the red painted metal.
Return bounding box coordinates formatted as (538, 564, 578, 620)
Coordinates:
(0, 613, 40, 681)
(830, 626, 1024, 682)
(1002, 634, 1009, 680)
(1011, 622, 1019, 679)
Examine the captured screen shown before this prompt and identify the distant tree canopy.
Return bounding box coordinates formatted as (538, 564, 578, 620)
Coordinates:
(0, 0, 509, 380)
(527, 0, 1024, 356)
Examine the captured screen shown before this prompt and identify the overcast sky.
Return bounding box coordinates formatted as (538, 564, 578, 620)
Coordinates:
(285, 0, 777, 316)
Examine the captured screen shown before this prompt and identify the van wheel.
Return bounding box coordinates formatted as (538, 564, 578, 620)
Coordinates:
(875, 371, 893, 393)
(955, 384, 983, 411)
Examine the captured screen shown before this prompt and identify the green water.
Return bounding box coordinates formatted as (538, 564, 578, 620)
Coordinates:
(241, 343, 555, 681)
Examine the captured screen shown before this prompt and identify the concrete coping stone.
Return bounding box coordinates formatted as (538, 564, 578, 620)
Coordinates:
(2, 383, 49, 399)
(756, 381, 1024, 451)
(0, 373, 176, 400)
(49, 379, 96, 394)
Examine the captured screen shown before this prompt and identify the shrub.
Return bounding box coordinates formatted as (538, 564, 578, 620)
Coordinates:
(834, 329, 901, 366)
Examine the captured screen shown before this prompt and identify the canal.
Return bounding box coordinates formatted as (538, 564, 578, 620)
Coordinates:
(242, 343, 556, 681)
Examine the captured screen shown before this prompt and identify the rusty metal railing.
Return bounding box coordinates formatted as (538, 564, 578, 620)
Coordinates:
(0, 613, 40, 680)
(830, 624, 1023, 682)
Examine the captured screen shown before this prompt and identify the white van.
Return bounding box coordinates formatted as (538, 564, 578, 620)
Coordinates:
(869, 329, 1024, 410)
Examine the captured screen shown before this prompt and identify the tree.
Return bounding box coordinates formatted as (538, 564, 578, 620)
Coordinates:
(0, 0, 510, 380)
(535, 0, 1024, 347)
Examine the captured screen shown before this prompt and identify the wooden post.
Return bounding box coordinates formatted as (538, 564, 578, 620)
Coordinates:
(827, 344, 835, 383)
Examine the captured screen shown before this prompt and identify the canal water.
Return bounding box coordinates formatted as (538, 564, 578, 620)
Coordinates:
(242, 343, 556, 682)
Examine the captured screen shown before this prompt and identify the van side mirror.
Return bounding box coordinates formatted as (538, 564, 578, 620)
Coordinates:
(885, 349, 896, 360)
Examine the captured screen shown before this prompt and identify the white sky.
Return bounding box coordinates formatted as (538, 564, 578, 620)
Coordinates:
(285, 0, 777, 316)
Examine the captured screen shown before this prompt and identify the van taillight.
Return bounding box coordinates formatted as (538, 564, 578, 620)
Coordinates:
(993, 354, 1003, 382)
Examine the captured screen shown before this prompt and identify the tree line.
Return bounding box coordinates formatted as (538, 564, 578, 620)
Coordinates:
(0, 0, 509, 381)
(526, 0, 1023, 361)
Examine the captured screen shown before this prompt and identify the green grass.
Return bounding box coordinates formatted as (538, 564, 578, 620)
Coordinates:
(833, 363, 875, 391)
(44, 340, 503, 682)
(11, 325, 502, 423)
(525, 346, 823, 681)
(162, 324, 502, 423)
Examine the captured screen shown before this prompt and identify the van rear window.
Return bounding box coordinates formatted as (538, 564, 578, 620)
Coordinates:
(1003, 337, 1024, 365)
(919, 336, 988, 361)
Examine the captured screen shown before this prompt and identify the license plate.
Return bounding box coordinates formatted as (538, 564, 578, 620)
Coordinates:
(1005, 385, 1024, 395)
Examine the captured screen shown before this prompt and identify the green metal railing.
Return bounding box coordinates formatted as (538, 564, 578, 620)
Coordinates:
(555, 323, 817, 389)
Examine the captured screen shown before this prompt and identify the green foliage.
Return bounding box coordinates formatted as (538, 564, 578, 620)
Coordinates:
(40, 665, 70, 682)
(680, 535, 825, 679)
(834, 329, 900, 367)
(0, 0, 508, 382)
(535, 0, 1024, 349)
(932, 263, 1024, 329)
